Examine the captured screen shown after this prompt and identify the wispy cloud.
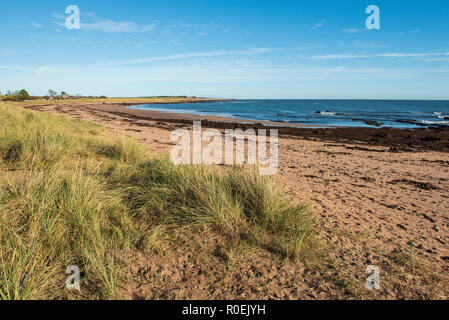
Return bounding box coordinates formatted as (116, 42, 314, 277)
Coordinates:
(342, 28, 366, 33)
(135, 40, 158, 48)
(31, 23, 43, 28)
(51, 13, 157, 33)
(0, 61, 424, 83)
(313, 19, 327, 30)
(338, 41, 383, 49)
(100, 48, 274, 66)
(411, 29, 421, 33)
(426, 57, 449, 62)
(308, 51, 449, 60)
(82, 20, 156, 33)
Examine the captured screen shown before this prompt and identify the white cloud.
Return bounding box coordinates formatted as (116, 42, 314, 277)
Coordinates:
(100, 48, 274, 66)
(135, 40, 158, 48)
(342, 28, 366, 33)
(4, 59, 449, 99)
(309, 52, 449, 60)
(31, 23, 43, 28)
(0, 61, 422, 84)
(309, 54, 370, 59)
(427, 57, 449, 62)
(82, 19, 156, 33)
(313, 19, 327, 30)
(51, 13, 157, 33)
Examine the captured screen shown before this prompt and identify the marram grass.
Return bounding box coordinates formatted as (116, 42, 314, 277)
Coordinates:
(0, 102, 318, 299)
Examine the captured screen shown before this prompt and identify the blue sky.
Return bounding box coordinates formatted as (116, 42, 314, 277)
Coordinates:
(1, 0, 449, 99)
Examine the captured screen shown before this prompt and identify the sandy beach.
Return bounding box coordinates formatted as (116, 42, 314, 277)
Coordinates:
(5, 0, 449, 305)
(22, 100, 449, 299)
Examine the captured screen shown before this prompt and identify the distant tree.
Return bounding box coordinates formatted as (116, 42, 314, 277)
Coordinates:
(2, 90, 27, 101)
(48, 90, 57, 97)
(19, 89, 30, 100)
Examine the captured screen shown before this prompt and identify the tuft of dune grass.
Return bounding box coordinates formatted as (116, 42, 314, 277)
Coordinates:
(0, 104, 146, 169)
(0, 102, 318, 299)
(0, 168, 134, 299)
(104, 159, 317, 260)
(0, 111, 72, 169)
(94, 135, 146, 163)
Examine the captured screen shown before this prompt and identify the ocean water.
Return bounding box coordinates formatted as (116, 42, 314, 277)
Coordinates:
(128, 100, 449, 129)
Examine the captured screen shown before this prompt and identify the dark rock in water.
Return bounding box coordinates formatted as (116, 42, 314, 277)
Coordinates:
(395, 119, 427, 127)
(363, 120, 383, 127)
(277, 113, 286, 116)
(351, 118, 383, 127)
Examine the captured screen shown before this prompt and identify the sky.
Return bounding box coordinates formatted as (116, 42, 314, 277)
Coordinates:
(1, 0, 449, 99)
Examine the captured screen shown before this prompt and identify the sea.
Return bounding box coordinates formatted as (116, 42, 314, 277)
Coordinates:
(128, 99, 449, 129)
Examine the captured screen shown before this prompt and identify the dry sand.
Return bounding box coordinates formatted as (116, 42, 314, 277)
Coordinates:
(25, 101, 449, 299)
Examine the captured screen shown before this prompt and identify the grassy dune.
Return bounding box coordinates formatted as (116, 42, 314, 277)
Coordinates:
(0, 102, 317, 299)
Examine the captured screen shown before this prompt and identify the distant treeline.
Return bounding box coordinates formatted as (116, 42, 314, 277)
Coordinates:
(0, 89, 108, 102)
(145, 96, 198, 98)
(0, 90, 203, 102)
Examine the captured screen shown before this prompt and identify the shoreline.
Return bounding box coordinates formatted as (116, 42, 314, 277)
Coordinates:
(39, 101, 449, 153)
(122, 99, 449, 131)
